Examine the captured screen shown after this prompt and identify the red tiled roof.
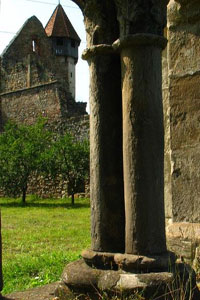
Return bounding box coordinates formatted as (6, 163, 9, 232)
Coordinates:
(45, 4, 81, 43)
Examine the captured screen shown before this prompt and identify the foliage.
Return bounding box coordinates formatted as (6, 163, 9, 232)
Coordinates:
(42, 133, 89, 205)
(0, 120, 89, 204)
(0, 120, 52, 203)
(0, 196, 90, 294)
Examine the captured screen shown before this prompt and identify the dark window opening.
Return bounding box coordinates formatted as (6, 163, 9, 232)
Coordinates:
(56, 37, 64, 46)
(71, 72, 73, 78)
(71, 40, 75, 48)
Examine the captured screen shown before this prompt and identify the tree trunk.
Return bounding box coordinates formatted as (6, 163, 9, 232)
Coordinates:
(71, 194, 75, 206)
(22, 184, 27, 204)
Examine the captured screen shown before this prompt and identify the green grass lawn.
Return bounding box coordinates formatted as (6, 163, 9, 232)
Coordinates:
(0, 196, 91, 294)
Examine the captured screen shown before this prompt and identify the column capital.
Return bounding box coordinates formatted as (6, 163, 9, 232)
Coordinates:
(113, 33, 167, 51)
(82, 44, 115, 61)
(114, 0, 169, 37)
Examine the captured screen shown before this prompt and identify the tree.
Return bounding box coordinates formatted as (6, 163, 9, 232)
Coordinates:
(0, 120, 51, 203)
(43, 133, 89, 205)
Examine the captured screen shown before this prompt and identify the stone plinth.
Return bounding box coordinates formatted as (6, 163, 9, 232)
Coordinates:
(56, 258, 200, 300)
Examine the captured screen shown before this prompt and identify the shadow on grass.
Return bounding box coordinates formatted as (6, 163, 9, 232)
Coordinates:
(0, 199, 90, 209)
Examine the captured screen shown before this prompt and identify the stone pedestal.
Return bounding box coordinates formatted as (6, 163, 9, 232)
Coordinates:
(56, 255, 200, 300)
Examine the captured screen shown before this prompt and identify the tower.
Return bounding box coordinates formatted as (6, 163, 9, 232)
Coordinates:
(45, 4, 81, 99)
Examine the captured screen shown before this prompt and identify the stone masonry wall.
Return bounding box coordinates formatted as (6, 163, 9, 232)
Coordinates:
(163, 0, 200, 271)
(1, 82, 61, 125)
(164, 0, 200, 223)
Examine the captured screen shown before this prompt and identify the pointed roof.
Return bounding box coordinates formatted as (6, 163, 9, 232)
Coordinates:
(45, 4, 81, 43)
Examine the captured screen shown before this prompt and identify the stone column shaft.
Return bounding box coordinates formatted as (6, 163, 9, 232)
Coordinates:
(83, 46, 125, 253)
(115, 35, 167, 255)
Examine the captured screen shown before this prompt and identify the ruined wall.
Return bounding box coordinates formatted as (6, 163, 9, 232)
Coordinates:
(1, 82, 61, 125)
(164, 0, 200, 223)
(0, 16, 86, 128)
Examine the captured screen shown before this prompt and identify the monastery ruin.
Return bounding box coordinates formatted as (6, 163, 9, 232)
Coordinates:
(0, 0, 200, 298)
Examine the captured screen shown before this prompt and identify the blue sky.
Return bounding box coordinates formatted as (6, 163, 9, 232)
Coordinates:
(0, 0, 89, 111)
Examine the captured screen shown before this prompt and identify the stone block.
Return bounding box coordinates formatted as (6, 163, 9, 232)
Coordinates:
(166, 222, 200, 264)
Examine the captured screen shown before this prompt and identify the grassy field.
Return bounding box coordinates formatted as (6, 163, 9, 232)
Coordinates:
(0, 196, 91, 294)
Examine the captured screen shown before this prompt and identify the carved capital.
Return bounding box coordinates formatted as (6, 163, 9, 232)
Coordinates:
(77, 0, 119, 47)
(115, 0, 169, 37)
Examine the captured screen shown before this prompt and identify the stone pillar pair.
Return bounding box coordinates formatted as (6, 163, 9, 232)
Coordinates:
(83, 35, 167, 257)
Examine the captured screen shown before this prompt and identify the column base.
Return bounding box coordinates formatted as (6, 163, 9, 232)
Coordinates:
(55, 252, 200, 300)
(82, 249, 176, 272)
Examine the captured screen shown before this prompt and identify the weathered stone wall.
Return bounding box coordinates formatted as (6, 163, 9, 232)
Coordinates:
(1, 82, 61, 125)
(163, 0, 200, 271)
(163, 0, 200, 223)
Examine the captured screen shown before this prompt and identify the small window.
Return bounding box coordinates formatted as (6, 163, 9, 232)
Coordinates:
(56, 37, 64, 46)
(71, 40, 75, 48)
(32, 39, 39, 54)
(71, 72, 73, 78)
(32, 40, 36, 52)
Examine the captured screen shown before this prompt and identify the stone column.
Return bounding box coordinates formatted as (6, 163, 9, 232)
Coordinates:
(114, 34, 167, 255)
(83, 46, 125, 253)
(80, 0, 125, 253)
